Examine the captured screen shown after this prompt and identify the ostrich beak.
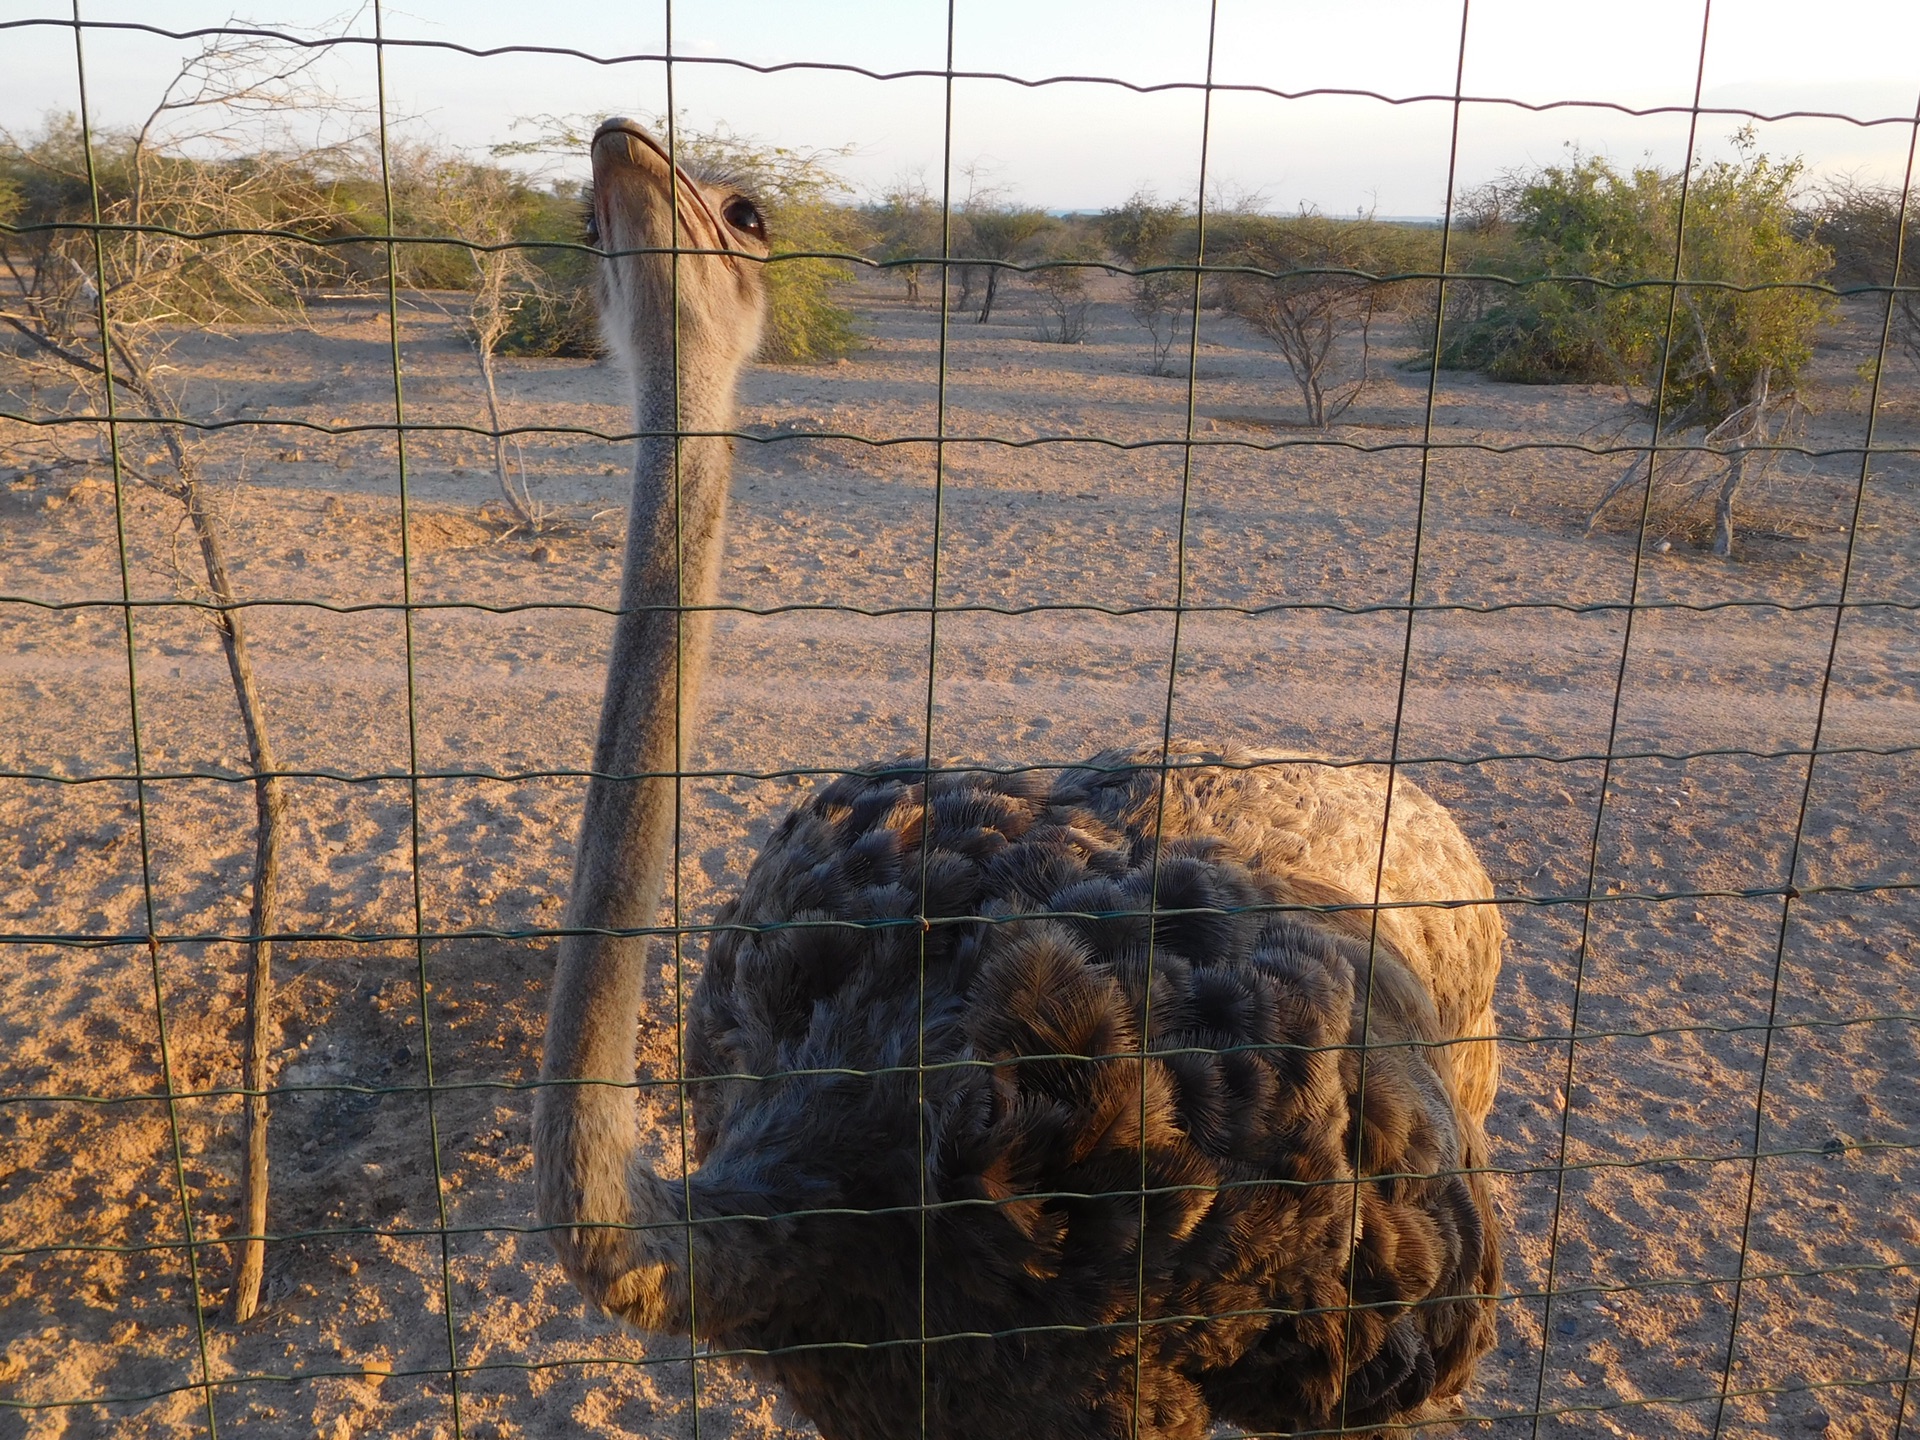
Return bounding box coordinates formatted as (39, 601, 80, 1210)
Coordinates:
(590, 117, 737, 270)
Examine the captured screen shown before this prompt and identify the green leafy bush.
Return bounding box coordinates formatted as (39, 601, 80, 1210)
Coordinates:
(1440, 137, 1832, 428)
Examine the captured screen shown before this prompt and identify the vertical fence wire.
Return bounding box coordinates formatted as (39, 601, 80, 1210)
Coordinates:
(911, 12, 963, 1436)
(67, 3, 224, 1433)
(661, 13, 712, 1438)
(2, 6, 1919, 1437)
(1705, 69, 1920, 1440)
(1340, 6, 1476, 1435)
(1131, 6, 1222, 1435)
(370, 3, 469, 1434)
(1530, 5, 1718, 1432)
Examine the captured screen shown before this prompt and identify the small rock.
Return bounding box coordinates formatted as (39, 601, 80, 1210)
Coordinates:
(1656, 539, 1672, 553)
(1555, 1317, 1578, 1336)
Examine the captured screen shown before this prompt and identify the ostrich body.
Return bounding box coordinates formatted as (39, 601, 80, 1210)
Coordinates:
(535, 120, 1504, 1440)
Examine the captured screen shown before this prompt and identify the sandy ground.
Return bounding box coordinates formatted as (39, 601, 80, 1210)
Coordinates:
(2, 272, 1918, 1440)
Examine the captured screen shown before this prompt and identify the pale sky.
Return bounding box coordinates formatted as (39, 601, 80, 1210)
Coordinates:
(3, 1, 1917, 214)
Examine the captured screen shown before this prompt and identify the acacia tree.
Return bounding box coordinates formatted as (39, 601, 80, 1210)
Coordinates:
(1102, 189, 1192, 374)
(1218, 213, 1395, 426)
(961, 202, 1053, 324)
(1442, 137, 1831, 424)
(0, 34, 355, 1324)
(868, 174, 942, 305)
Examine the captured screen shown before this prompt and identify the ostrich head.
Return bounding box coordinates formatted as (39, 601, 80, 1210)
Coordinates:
(589, 117, 770, 406)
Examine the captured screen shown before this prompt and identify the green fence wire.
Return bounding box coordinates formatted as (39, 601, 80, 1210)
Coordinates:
(2, 3, 1918, 1438)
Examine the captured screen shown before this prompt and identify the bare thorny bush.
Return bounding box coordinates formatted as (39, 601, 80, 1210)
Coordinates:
(0, 30, 364, 1324)
(1585, 363, 1809, 558)
(1223, 266, 1381, 426)
(1213, 210, 1431, 428)
(1029, 247, 1096, 345)
(391, 145, 553, 533)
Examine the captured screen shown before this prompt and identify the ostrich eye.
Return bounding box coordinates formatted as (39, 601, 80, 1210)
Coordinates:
(723, 197, 766, 239)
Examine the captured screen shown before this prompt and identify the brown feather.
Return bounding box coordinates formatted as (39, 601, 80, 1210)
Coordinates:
(678, 744, 1504, 1440)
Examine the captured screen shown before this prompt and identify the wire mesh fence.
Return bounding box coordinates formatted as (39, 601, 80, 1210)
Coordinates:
(2, 3, 1918, 1438)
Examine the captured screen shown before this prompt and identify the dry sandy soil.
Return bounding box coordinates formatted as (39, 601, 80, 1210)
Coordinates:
(2, 272, 1918, 1440)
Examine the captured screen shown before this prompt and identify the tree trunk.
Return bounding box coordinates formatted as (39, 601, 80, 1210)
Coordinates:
(1713, 449, 1746, 559)
(479, 342, 538, 532)
(978, 267, 1001, 324)
(1712, 368, 1770, 560)
(163, 447, 288, 1326)
(114, 345, 288, 1324)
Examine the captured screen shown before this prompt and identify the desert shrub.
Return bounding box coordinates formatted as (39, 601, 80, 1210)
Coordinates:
(391, 148, 576, 529)
(495, 280, 598, 357)
(0, 113, 363, 321)
(1439, 137, 1832, 429)
(959, 204, 1054, 323)
(1029, 235, 1097, 344)
(495, 185, 599, 358)
(1815, 176, 1920, 372)
(1216, 212, 1436, 425)
(1127, 272, 1191, 373)
(866, 176, 943, 304)
(1102, 189, 1188, 271)
(1102, 189, 1194, 372)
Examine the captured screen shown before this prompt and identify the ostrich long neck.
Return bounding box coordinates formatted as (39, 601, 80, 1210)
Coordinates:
(568, 381, 732, 941)
(535, 365, 742, 1328)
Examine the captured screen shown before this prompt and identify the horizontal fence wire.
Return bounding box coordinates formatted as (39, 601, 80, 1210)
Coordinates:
(2, 1, 1918, 1437)
(4, 13, 1920, 131)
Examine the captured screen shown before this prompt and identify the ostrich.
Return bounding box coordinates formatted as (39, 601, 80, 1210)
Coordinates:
(534, 118, 1505, 1440)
